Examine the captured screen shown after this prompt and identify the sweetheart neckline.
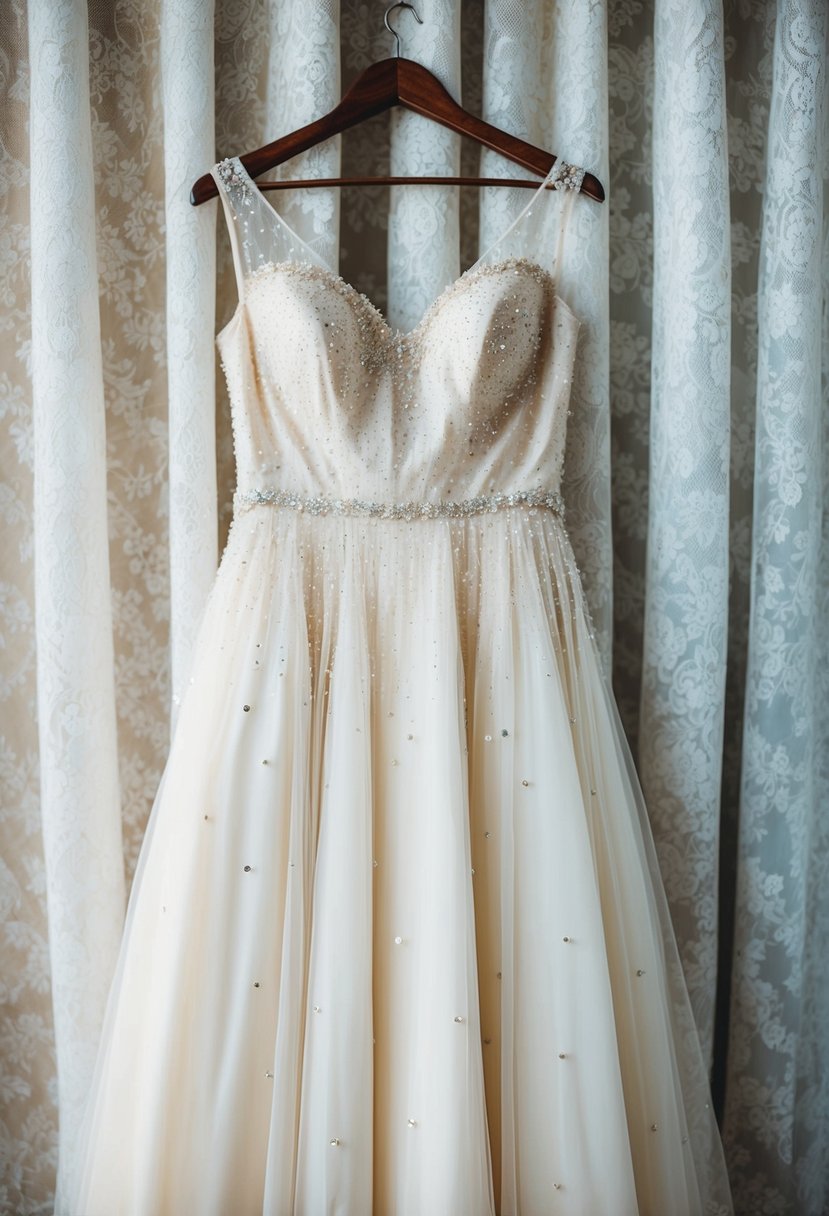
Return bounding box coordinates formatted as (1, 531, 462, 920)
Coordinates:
(215, 254, 582, 351)
(216, 154, 581, 345)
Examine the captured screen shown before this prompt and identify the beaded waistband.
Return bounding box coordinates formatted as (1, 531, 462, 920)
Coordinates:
(233, 485, 565, 521)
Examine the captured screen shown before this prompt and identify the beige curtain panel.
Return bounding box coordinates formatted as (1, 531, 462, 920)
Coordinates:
(1, 0, 827, 1212)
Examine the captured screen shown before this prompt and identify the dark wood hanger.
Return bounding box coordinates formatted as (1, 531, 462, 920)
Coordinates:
(190, 4, 604, 207)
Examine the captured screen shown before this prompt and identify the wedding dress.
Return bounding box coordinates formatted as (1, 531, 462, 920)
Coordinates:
(54, 154, 734, 1215)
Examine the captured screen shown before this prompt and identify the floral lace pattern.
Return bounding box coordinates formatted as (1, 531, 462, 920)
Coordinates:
(2, 1, 827, 1213)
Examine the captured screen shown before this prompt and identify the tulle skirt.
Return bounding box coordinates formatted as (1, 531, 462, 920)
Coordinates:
(54, 502, 734, 1215)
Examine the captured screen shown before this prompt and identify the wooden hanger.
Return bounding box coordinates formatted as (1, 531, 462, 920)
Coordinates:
(190, 2, 604, 207)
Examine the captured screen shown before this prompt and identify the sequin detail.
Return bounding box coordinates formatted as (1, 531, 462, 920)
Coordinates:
(215, 156, 253, 203)
(551, 162, 587, 192)
(242, 254, 561, 361)
(233, 485, 565, 521)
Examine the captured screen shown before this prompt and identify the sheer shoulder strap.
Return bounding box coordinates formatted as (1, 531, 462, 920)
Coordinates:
(549, 161, 585, 284)
(210, 155, 330, 304)
(210, 158, 253, 301)
(475, 158, 585, 297)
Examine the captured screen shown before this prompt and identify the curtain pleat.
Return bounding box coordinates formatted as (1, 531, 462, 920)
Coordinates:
(27, 0, 126, 1203)
(641, 0, 732, 1069)
(265, 0, 341, 268)
(161, 0, 219, 730)
(723, 1, 828, 1210)
(387, 0, 461, 336)
(547, 0, 612, 673)
(479, 0, 547, 250)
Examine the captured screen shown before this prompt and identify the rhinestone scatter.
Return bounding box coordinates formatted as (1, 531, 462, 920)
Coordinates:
(551, 161, 587, 192)
(215, 155, 253, 203)
(229, 263, 566, 457)
(234, 485, 565, 521)
(240, 253, 557, 379)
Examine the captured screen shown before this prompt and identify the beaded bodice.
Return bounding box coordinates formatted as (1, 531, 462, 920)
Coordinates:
(212, 155, 585, 519)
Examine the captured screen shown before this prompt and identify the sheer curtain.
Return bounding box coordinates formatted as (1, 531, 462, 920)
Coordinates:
(1, 1, 826, 1212)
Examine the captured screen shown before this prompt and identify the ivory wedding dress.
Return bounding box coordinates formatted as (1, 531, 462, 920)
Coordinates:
(54, 155, 734, 1215)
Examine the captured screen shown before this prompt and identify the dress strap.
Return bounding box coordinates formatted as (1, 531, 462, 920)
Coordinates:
(211, 157, 255, 304)
(550, 161, 585, 286)
(474, 157, 586, 291)
(211, 155, 334, 304)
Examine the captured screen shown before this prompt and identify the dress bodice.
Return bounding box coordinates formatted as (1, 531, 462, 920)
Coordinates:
(212, 156, 585, 517)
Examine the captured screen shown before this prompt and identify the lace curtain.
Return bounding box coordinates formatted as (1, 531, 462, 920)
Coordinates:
(1, 0, 826, 1211)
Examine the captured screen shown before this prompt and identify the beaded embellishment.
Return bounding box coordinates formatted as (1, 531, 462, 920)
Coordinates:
(551, 162, 586, 192)
(241, 254, 560, 377)
(215, 156, 253, 203)
(233, 485, 565, 521)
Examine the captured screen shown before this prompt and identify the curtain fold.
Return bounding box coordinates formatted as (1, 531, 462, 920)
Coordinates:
(642, 0, 732, 1069)
(27, 0, 126, 1202)
(265, 0, 342, 267)
(387, 0, 461, 336)
(1, 1, 827, 1212)
(723, 1, 828, 1210)
(161, 0, 219, 730)
(547, 0, 613, 673)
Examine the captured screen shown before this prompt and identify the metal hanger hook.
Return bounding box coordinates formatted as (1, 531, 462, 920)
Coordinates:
(384, 2, 424, 58)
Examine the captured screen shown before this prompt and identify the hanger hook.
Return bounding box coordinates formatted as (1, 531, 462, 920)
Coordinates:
(383, 2, 424, 58)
